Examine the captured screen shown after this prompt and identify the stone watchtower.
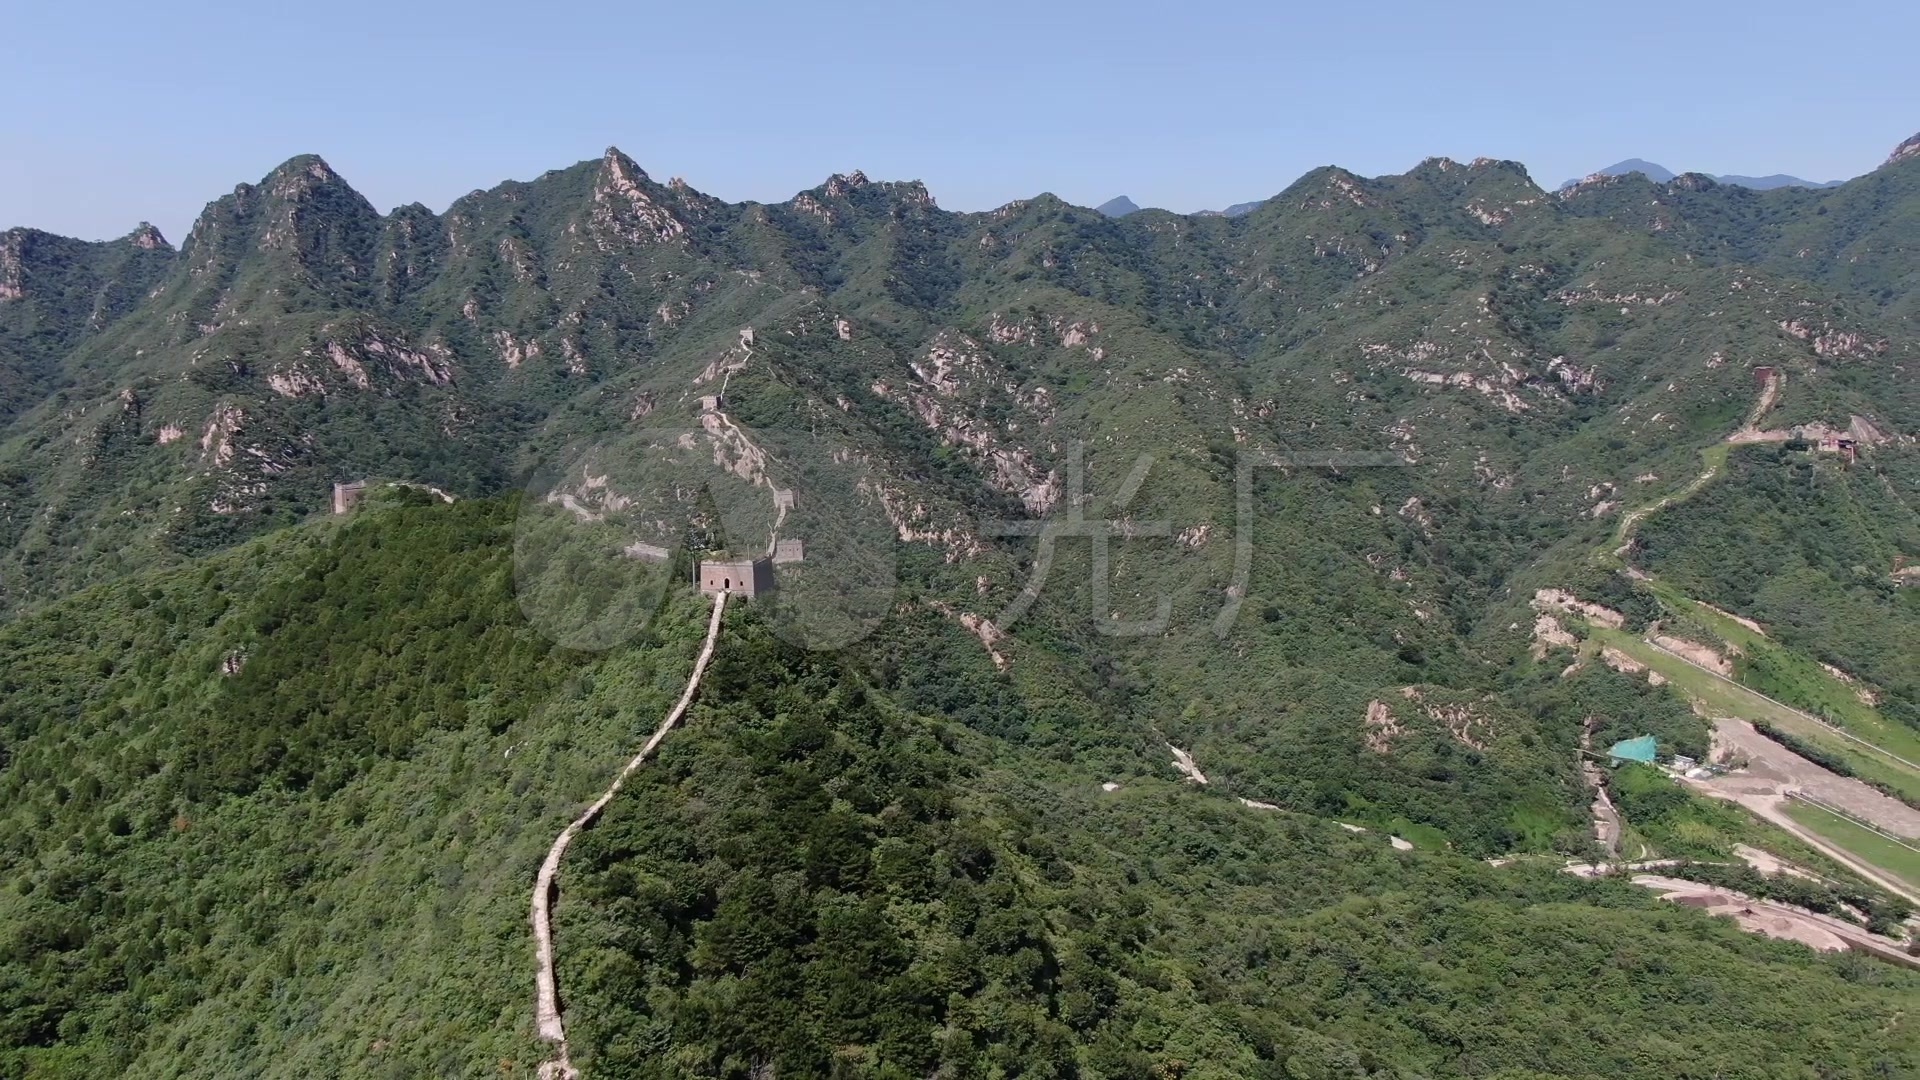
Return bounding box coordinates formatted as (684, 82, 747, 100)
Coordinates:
(332, 480, 369, 514)
(698, 556, 775, 598)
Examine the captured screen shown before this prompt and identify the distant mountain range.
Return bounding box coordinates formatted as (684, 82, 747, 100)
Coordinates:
(1097, 194, 1264, 218)
(1558, 158, 1845, 191)
(1096, 156, 1853, 220)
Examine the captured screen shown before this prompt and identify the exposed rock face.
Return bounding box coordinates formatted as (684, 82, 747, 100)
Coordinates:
(1530, 613, 1576, 658)
(1777, 318, 1887, 360)
(0, 240, 21, 301)
(1600, 646, 1646, 676)
(1653, 634, 1733, 677)
(872, 332, 1060, 515)
(268, 368, 327, 398)
(1167, 745, 1209, 784)
(927, 600, 1008, 669)
(493, 329, 535, 369)
(1887, 132, 1920, 168)
(261, 329, 454, 398)
(1532, 588, 1625, 629)
(590, 147, 689, 248)
(1364, 699, 1401, 752)
(856, 475, 981, 562)
(824, 171, 868, 197)
(1380, 346, 1540, 414)
(1423, 699, 1490, 750)
(129, 222, 168, 250)
(198, 403, 245, 468)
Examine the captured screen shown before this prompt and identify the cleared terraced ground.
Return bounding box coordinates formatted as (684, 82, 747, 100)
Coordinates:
(1785, 800, 1920, 892)
(1588, 625, 1920, 807)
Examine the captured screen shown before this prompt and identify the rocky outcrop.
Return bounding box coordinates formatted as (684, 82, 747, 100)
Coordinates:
(1532, 588, 1625, 629)
(589, 147, 690, 248)
(1530, 613, 1576, 658)
(927, 600, 1008, 669)
(1363, 699, 1401, 752)
(1777, 318, 1887, 360)
(1167, 745, 1209, 784)
(198, 403, 245, 468)
(270, 332, 455, 396)
(1886, 132, 1920, 168)
(855, 475, 981, 562)
(1652, 634, 1733, 676)
(0, 234, 22, 301)
(129, 222, 168, 250)
(872, 332, 1060, 515)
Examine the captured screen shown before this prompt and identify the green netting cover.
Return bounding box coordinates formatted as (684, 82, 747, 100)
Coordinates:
(1607, 735, 1658, 763)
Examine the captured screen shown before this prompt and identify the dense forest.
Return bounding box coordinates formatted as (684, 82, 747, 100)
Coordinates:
(0, 499, 1913, 1078)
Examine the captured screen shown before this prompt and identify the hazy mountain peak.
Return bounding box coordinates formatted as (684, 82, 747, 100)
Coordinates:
(1560, 157, 1846, 191)
(1559, 158, 1677, 190)
(1095, 195, 1140, 217)
(1713, 173, 1843, 189)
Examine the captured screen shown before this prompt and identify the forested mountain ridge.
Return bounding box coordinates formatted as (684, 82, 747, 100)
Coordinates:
(2, 133, 1919, 1076)
(0, 223, 173, 424)
(1, 139, 1913, 611)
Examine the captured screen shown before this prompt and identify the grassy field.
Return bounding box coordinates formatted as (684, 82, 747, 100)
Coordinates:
(1652, 582, 1920, 764)
(1784, 800, 1920, 891)
(1586, 626, 1920, 806)
(1602, 760, 1903, 890)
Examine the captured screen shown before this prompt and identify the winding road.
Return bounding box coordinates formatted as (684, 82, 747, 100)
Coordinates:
(533, 591, 728, 1080)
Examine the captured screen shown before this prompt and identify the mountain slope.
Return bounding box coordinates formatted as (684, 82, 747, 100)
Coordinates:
(2, 132, 1919, 1076)
(0, 139, 1912, 840)
(1, 496, 1914, 1078)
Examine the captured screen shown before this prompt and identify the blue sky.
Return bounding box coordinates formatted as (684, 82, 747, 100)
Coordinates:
(7, 0, 1917, 241)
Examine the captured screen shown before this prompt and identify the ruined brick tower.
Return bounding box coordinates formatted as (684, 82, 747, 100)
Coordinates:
(698, 557, 774, 598)
(332, 480, 368, 514)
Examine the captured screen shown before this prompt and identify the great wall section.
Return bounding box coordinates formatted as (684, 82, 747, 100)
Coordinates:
(533, 591, 729, 1080)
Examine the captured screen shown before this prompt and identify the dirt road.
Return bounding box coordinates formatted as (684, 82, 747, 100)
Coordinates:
(533, 592, 728, 1080)
(1697, 717, 1920, 838)
(1685, 717, 1920, 905)
(1631, 873, 1919, 968)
